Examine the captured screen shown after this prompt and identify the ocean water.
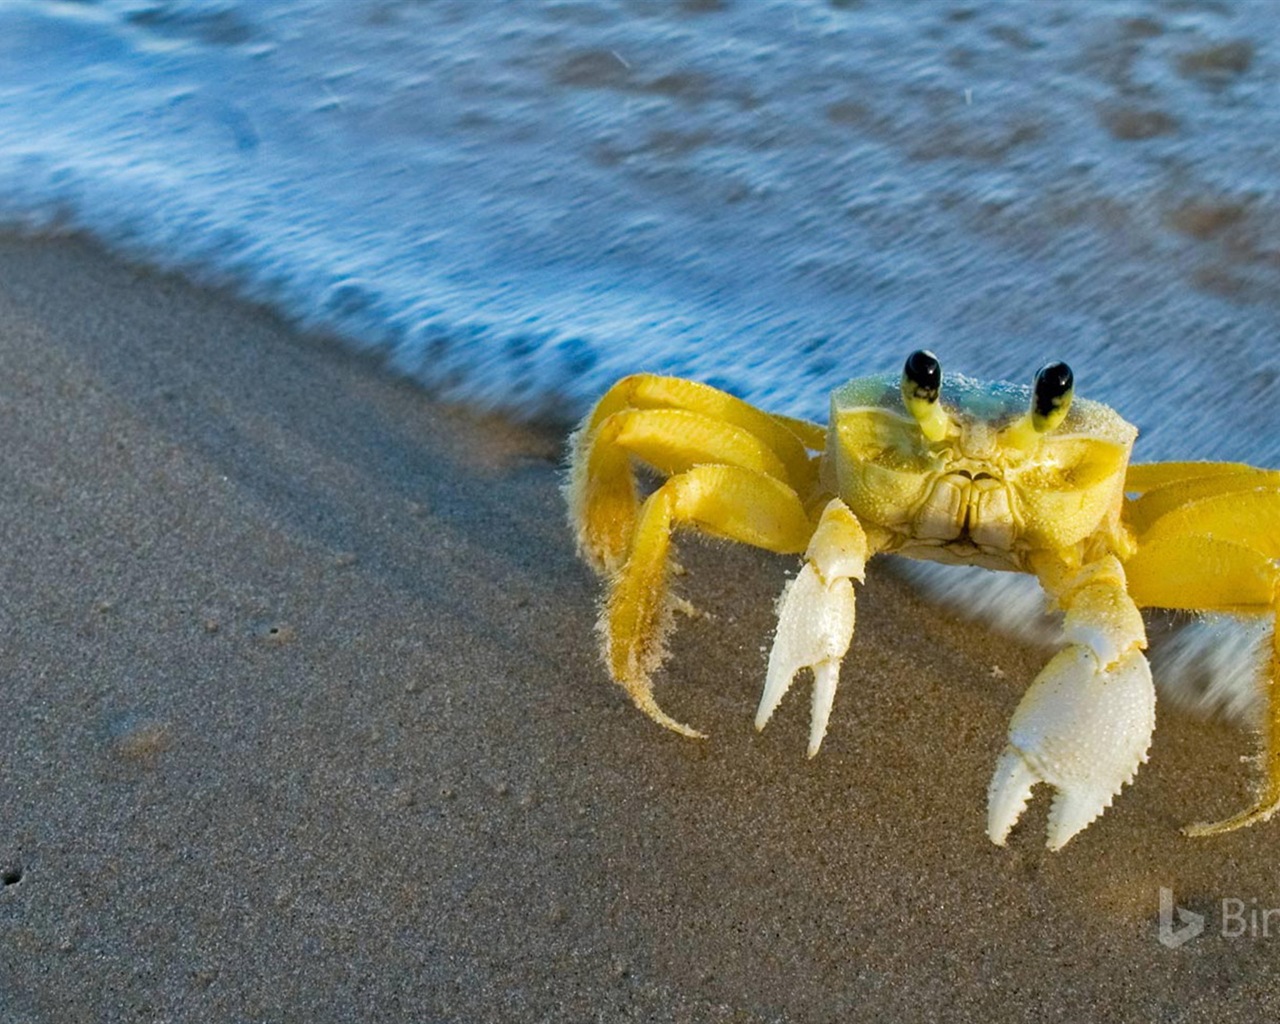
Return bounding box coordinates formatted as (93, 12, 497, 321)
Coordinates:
(2, 0, 1278, 460)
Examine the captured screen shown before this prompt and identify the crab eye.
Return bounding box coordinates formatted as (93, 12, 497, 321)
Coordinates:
(901, 350, 948, 442)
(903, 350, 941, 400)
(1032, 361, 1074, 432)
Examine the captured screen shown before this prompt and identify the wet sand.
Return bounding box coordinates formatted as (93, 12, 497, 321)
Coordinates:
(1, 236, 1277, 1021)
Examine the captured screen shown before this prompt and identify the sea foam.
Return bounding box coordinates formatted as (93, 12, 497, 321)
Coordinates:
(1, 0, 1277, 456)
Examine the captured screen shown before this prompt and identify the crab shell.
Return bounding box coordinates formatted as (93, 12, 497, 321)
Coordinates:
(824, 371, 1138, 569)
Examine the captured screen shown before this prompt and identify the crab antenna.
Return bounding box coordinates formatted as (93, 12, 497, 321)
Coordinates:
(1031, 361, 1074, 433)
(901, 350, 949, 442)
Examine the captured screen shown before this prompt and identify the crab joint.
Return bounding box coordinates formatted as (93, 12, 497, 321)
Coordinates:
(901, 349, 950, 443)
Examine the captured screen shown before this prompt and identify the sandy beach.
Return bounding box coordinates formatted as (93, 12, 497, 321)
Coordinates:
(2, 235, 1278, 1021)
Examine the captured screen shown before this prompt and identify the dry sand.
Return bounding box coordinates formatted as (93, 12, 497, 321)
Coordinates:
(1, 236, 1277, 1022)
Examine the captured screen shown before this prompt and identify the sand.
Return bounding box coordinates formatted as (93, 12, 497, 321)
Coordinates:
(1, 235, 1277, 1022)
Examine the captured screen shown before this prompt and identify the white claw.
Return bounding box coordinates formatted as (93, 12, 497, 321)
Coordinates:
(809, 661, 840, 758)
(987, 748, 1038, 847)
(986, 645, 1156, 850)
(755, 562, 856, 755)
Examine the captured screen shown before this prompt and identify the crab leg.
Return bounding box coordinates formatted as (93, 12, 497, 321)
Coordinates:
(755, 499, 877, 757)
(568, 408, 800, 573)
(566, 375, 821, 573)
(601, 464, 814, 738)
(576, 374, 823, 470)
(1124, 461, 1280, 536)
(1122, 481, 1280, 834)
(1125, 459, 1273, 495)
(988, 555, 1156, 850)
(1183, 603, 1280, 835)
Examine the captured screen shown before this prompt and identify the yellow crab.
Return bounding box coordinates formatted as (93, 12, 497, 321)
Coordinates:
(565, 352, 1280, 849)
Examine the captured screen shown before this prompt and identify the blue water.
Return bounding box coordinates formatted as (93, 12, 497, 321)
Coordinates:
(2, 0, 1278, 464)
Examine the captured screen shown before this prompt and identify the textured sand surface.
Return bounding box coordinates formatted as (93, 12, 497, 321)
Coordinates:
(1, 237, 1278, 1022)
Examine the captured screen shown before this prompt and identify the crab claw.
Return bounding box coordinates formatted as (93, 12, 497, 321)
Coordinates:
(755, 561, 856, 756)
(987, 645, 1156, 850)
(755, 499, 868, 757)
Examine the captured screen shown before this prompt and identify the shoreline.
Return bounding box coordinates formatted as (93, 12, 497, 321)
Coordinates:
(0, 235, 1275, 1021)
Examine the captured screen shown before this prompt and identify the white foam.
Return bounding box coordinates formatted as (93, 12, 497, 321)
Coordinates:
(0, 0, 1276, 459)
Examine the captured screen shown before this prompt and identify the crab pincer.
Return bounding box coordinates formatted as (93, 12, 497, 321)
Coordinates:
(987, 646, 1156, 849)
(755, 499, 872, 757)
(988, 556, 1157, 849)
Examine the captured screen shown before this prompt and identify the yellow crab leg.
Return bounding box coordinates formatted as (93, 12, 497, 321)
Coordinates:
(1126, 460, 1265, 492)
(1125, 486, 1280, 612)
(1126, 460, 1266, 494)
(1126, 535, 1276, 612)
(770, 412, 827, 453)
(1122, 487, 1280, 834)
(568, 407, 813, 573)
(1130, 485, 1280, 565)
(1183, 599, 1280, 836)
(578, 373, 819, 482)
(603, 463, 813, 739)
(566, 375, 823, 574)
(1125, 464, 1280, 535)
